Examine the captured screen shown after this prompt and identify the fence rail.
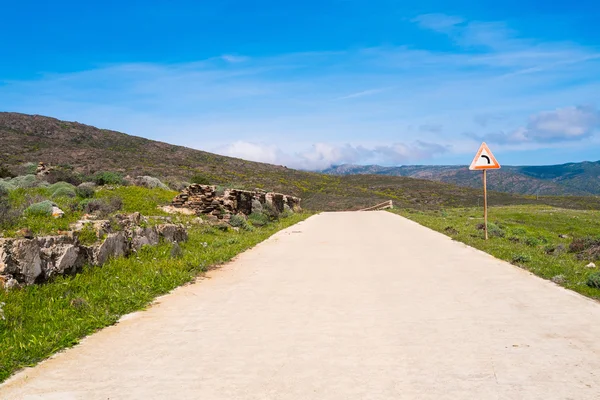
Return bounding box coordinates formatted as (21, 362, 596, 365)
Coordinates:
(358, 200, 394, 211)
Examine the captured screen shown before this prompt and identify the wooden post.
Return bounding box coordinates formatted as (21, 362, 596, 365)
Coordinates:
(483, 169, 488, 240)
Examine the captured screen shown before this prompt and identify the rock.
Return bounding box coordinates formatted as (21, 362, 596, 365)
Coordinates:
(156, 224, 188, 243)
(170, 242, 183, 258)
(586, 262, 596, 269)
(1, 277, 20, 290)
(0, 239, 42, 285)
(551, 275, 566, 284)
(131, 226, 159, 251)
(38, 236, 81, 278)
(92, 232, 129, 265)
(559, 234, 570, 239)
(51, 206, 65, 218)
(160, 205, 196, 215)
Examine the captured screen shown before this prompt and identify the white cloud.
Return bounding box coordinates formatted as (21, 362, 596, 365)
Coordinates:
(219, 141, 448, 170)
(471, 106, 600, 144)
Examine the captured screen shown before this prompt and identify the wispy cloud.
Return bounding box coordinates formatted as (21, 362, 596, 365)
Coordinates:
(335, 88, 388, 100)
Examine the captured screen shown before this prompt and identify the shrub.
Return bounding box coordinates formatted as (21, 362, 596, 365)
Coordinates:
(134, 176, 169, 190)
(0, 165, 13, 179)
(190, 174, 210, 185)
(94, 171, 123, 186)
(49, 182, 77, 198)
(229, 214, 254, 231)
(511, 254, 531, 264)
(8, 175, 48, 189)
(0, 195, 18, 227)
(262, 202, 280, 220)
(524, 237, 541, 247)
(167, 180, 190, 191)
(587, 272, 600, 288)
(569, 237, 600, 253)
(248, 212, 269, 227)
(79, 197, 123, 216)
(46, 168, 83, 185)
(280, 204, 294, 218)
(77, 224, 100, 246)
(0, 180, 15, 192)
(24, 200, 55, 217)
(23, 162, 37, 175)
(76, 182, 96, 198)
(488, 223, 505, 238)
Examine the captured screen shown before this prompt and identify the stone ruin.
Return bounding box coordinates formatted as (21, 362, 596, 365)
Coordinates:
(171, 185, 301, 220)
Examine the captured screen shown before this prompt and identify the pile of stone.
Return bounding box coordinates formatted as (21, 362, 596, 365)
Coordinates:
(171, 185, 301, 220)
(0, 212, 187, 289)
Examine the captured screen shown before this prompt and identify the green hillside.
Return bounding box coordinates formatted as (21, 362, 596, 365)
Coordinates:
(2, 112, 599, 211)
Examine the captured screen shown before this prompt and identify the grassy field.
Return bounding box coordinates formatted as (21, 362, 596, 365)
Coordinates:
(393, 205, 600, 300)
(0, 212, 308, 383)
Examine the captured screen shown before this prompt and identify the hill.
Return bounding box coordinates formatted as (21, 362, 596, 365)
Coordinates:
(323, 162, 600, 196)
(1, 112, 599, 211)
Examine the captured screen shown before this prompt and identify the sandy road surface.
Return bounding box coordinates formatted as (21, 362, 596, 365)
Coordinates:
(2, 211, 600, 399)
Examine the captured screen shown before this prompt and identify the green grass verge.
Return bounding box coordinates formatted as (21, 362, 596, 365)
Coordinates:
(0, 212, 309, 383)
(392, 205, 600, 300)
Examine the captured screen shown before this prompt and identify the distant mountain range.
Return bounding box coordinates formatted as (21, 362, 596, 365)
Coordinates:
(322, 162, 600, 196)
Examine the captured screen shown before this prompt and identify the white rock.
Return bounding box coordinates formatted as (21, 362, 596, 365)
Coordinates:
(51, 206, 65, 218)
(586, 262, 596, 269)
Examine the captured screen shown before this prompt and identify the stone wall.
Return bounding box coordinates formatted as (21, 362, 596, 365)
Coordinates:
(0, 213, 188, 289)
(171, 185, 301, 220)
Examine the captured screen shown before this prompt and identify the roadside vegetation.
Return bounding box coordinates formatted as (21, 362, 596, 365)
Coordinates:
(0, 169, 309, 383)
(393, 205, 600, 300)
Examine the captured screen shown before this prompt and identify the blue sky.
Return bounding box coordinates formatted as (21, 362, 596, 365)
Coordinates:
(1, 0, 599, 169)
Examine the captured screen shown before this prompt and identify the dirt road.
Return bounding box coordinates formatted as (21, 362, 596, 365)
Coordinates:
(2, 211, 600, 399)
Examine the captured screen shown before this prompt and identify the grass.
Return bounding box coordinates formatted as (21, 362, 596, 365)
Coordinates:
(392, 205, 600, 300)
(1, 186, 178, 237)
(0, 212, 308, 383)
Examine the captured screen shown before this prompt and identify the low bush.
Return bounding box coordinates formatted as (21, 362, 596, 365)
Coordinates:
(587, 272, 600, 288)
(280, 204, 294, 218)
(94, 171, 123, 186)
(79, 197, 123, 216)
(488, 223, 505, 238)
(49, 182, 77, 198)
(77, 224, 101, 246)
(24, 200, 55, 217)
(76, 182, 96, 198)
(524, 237, 541, 247)
(569, 237, 600, 253)
(511, 254, 531, 264)
(262, 202, 280, 220)
(190, 173, 210, 185)
(6, 175, 48, 190)
(248, 212, 270, 227)
(229, 214, 254, 231)
(46, 168, 83, 185)
(134, 176, 169, 190)
(0, 165, 14, 179)
(0, 180, 15, 192)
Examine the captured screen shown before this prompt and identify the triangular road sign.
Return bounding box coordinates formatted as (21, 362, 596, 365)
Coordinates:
(469, 142, 500, 170)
